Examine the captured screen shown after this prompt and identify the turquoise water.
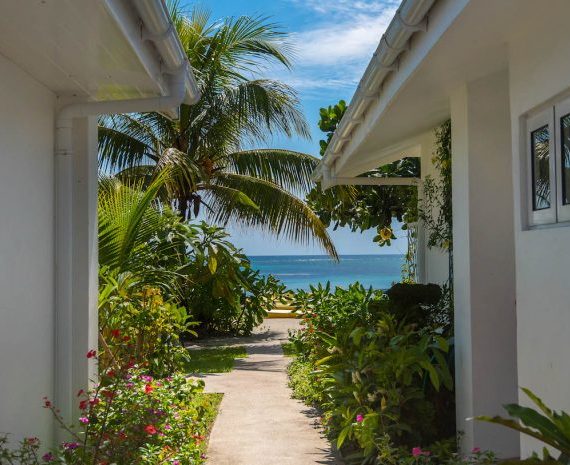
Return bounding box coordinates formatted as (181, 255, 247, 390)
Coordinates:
(249, 254, 404, 291)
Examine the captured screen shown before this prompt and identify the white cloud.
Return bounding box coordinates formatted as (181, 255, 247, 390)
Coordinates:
(293, 0, 399, 16)
(260, 0, 399, 92)
(290, 10, 395, 67)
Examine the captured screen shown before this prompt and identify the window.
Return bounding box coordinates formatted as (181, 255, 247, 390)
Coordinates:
(527, 109, 555, 225)
(526, 97, 570, 226)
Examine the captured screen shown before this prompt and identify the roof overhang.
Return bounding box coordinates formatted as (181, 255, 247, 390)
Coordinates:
(315, 0, 548, 180)
(0, 0, 199, 106)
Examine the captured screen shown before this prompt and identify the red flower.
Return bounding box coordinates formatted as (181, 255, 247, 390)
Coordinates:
(76, 389, 84, 397)
(145, 384, 154, 394)
(123, 335, 130, 342)
(106, 370, 116, 378)
(145, 425, 157, 435)
(79, 400, 89, 410)
(86, 350, 97, 359)
(110, 329, 121, 338)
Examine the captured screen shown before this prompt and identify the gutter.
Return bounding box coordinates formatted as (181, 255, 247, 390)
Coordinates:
(320, 165, 421, 190)
(54, 0, 199, 427)
(317, 0, 435, 181)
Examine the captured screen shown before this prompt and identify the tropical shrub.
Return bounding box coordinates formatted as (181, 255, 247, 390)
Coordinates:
(0, 364, 219, 465)
(98, 273, 195, 377)
(287, 282, 455, 465)
(476, 388, 570, 464)
(180, 223, 286, 336)
(98, 176, 284, 340)
(289, 282, 384, 359)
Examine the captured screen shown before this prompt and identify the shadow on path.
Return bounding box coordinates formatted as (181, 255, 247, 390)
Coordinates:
(199, 319, 343, 465)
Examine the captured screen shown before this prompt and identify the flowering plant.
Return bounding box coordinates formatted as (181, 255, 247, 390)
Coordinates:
(0, 357, 219, 465)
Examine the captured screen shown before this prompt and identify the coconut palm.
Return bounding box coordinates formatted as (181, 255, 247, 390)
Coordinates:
(98, 6, 337, 258)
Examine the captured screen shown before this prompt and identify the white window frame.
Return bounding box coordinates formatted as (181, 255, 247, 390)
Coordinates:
(554, 97, 570, 222)
(527, 109, 556, 226)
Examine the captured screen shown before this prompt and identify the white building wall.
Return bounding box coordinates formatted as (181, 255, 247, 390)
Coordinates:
(0, 54, 56, 444)
(508, 4, 570, 456)
(451, 70, 519, 457)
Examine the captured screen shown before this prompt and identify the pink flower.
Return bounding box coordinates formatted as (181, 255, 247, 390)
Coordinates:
(172, 461, 181, 465)
(62, 442, 80, 450)
(412, 447, 423, 458)
(141, 375, 153, 383)
(356, 414, 364, 423)
(42, 452, 54, 462)
(79, 416, 89, 424)
(145, 425, 157, 435)
(472, 447, 481, 454)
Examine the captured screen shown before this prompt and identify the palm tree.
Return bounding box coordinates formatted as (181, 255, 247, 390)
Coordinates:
(99, 6, 337, 258)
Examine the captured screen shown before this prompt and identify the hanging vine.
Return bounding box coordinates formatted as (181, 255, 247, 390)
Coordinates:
(418, 120, 453, 313)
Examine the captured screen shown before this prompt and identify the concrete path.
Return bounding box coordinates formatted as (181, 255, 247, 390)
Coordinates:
(200, 319, 342, 465)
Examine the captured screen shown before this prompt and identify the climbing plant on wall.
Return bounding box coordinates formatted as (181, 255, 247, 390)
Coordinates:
(418, 120, 454, 312)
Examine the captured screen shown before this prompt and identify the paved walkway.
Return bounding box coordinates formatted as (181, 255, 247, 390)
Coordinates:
(199, 319, 342, 465)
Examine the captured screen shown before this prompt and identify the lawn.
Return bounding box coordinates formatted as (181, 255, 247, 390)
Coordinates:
(185, 346, 247, 373)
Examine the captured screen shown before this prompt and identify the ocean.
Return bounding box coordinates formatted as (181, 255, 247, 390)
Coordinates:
(249, 254, 404, 291)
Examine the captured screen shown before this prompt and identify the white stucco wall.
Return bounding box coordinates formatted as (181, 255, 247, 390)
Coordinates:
(0, 53, 56, 444)
(508, 4, 570, 456)
(451, 70, 519, 457)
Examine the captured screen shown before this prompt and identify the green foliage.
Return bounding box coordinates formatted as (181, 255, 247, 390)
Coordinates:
(419, 120, 452, 252)
(318, 100, 347, 156)
(185, 346, 247, 374)
(476, 388, 570, 464)
(0, 370, 220, 464)
(98, 273, 195, 377)
(287, 282, 455, 465)
(281, 342, 298, 357)
(98, 177, 285, 339)
(287, 357, 325, 406)
(307, 157, 420, 247)
(98, 6, 338, 258)
(289, 282, 384, 359)
(307, 98, 420, 251)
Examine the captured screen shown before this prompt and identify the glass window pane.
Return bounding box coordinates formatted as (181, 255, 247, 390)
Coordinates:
(560, 113, 570, 205)
(531, 125, 551, 211)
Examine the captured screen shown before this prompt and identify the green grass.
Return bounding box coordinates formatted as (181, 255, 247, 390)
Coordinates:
(196, 392, 223, 457)
(281, 342, 298, 357)
(185, 346, 247, 374)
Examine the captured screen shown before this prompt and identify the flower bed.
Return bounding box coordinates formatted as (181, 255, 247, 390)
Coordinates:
(0, 363, 221, 465)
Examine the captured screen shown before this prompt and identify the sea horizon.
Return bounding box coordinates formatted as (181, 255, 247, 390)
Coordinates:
(249, 254, 405, 291)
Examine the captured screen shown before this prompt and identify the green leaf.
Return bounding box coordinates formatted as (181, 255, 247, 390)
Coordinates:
(208, 255, 218, 274)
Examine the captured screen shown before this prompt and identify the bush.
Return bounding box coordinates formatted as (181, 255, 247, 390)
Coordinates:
(0, 365, 220, 465)
(287, 358, 324, 406)
(287, 282, 456, 465)
(98, 273, 195, 377)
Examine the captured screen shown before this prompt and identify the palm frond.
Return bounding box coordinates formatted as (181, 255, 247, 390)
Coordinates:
(98, 172, 170, 273)
(225, 149, 319, 193)
(204, 173, 338, 259)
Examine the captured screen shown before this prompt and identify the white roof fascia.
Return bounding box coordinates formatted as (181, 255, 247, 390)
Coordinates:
(315, 0, 470, 181)
(104, 0, 200, 107)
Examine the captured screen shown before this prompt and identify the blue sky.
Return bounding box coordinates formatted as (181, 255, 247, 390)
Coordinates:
(182, 0, 405, 256)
